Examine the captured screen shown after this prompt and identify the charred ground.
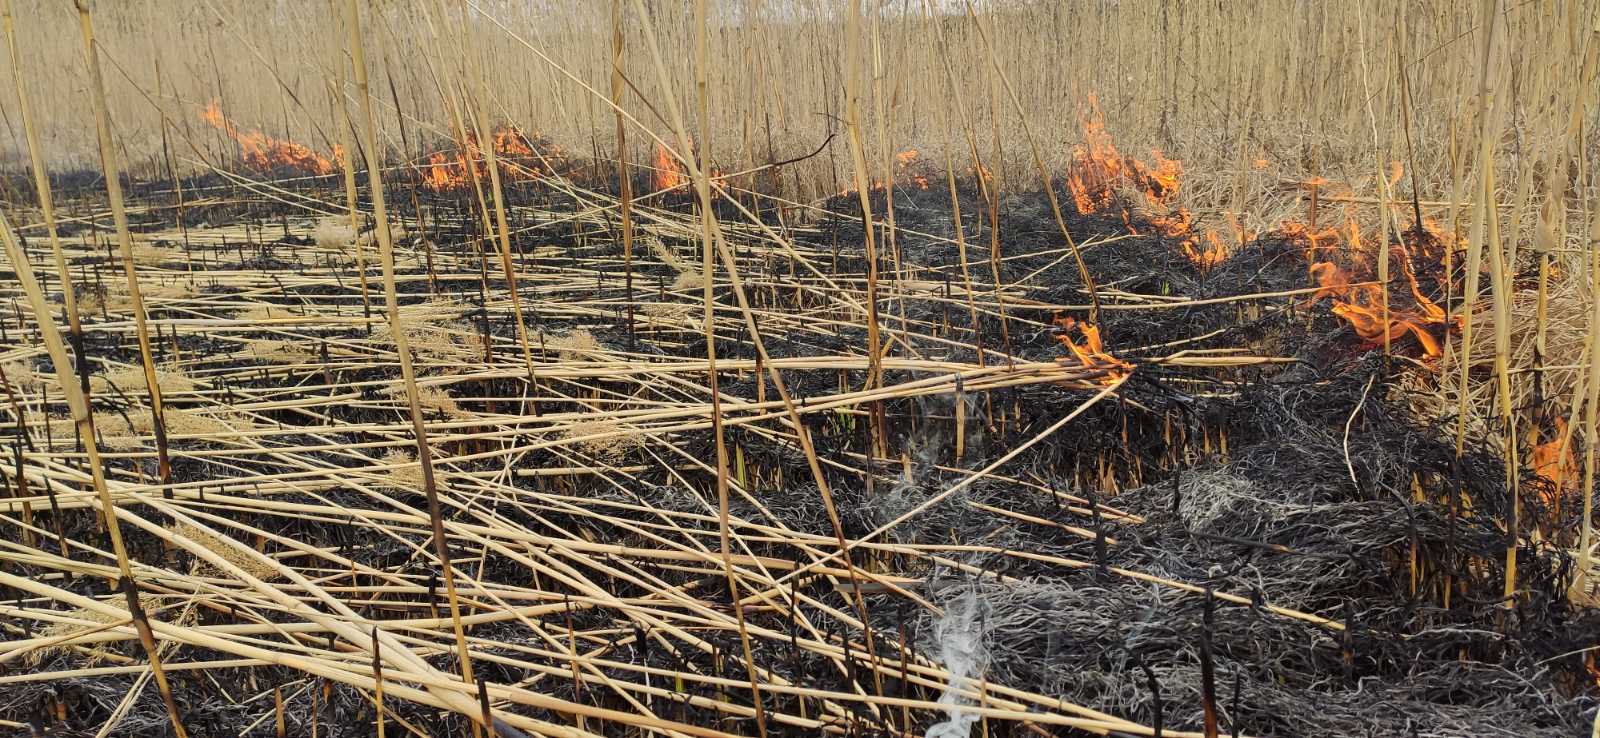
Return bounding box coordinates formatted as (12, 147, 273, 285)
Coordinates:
(0, 159, 1596, 737)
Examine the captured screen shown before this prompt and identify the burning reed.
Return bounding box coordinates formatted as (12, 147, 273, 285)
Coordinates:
(0, 1, 1597, 737)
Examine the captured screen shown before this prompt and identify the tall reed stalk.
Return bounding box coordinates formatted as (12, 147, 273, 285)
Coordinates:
(3, 0, 84, 393)
(0, 189, 188, 738)
(340, 0, 482, 732)
(843, 0, 888, 460)
(75, 0, 174, 494)
(457, 0, 543, 417)
(325, 0, 369, 330)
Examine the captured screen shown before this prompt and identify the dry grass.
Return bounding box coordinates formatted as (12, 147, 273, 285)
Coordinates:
(33, 593, 172, 666)
(90, 366, 197, 396)
(46, 407, 251, 448)
(670, 269, 705, 293)
(168, 521, 279, 581)
(382, 383, 464, 416)
(645, 235, 688, 272)
(129, 243, 178, 266)
(374, 319, 479, 367)
(72, 286, 104, 318)
(134, 281, 196, 303)
(46, 414, 139, 449)
(234, 303, 281, 323)
(0, 1, 1596, 735)
(541, 328, 603, 361)
(77, 280, 197, 315)
(1, 3, 1589, 444)
(639, 301, 695, 328)
(561, 417, 642, 461)
(244, 338, 313, 362)
(0, 0, 1574, 206)
(647, 236, 706, 292)
(0, 359, 41, 393)
(161, 407, 254, 436)
(310, 216, 356, 249)
(378, 448, 424, 490)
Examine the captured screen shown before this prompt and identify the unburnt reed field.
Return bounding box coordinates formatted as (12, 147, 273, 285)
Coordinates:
(2, 0, 1600, 736)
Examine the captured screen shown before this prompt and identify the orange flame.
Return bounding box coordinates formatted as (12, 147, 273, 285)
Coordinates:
(494, 127, 535, 158)
(652, 141, 686, 192)
(836, 148, 932, 197)
(1532, 418, 1578, 505)
(1281, 221, 1341, 261)
(1067, 174, 1096, 215)
(1058, 104, 1453, 359)
(1296, 223, 1457, 358)
(423, 138, 483, 192)
(1177, 214, 1253, 271)
(201, 99, 338, 176)
(1053, 316, 1131, 381)
(1065, 94, 1182, 215)
(1064, 94, 1221, 269)
(897, 149, 930, 190)
(1153, 208, 1194, 238)
(419, 127, 549, 191)
(422, 152, 468, 191)
(1184, 230, 1230, 270)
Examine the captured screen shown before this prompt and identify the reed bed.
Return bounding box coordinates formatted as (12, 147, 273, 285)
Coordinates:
(0, 1, 1598, 736)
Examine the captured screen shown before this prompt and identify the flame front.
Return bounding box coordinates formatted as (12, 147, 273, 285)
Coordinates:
(1184, 230, 1229, 270)
(1063, 95, 1216, 268)
(420, 127, 550, 192)
(494, 127, 535, 157)
(1053, 95, 1459, 362)
(201, 99, 338, 176)
(897, 149, 931, 190)
(422, 152, 467, 191)
(835, 148, 933, 197)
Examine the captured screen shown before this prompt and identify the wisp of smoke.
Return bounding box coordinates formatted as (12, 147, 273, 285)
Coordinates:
(924, 587, 989, 738)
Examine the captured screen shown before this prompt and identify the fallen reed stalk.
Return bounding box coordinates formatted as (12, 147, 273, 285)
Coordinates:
(2, 4, 1595, 735)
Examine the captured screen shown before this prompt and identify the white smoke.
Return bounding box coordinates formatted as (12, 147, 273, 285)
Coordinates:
(924, 587, 989, 738)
